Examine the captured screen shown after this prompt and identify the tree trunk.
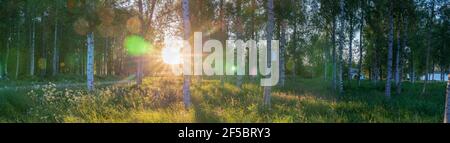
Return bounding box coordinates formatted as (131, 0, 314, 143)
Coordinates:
(5, 27, 11, 76)
(236, 0, 244, 88)
(280, 19, 287, 86)
(431, 62, 435, 81)
(385, 2, 394, 98)
(136, 0, 144, 85)
(87, 32, 95, 91)
(135, 0, 156, 85)
(30, 15, 36, 76)
(182, 0, 192, 109)
(358, 8, 364, 86)
(332, 17, 337, 90)
(41, 13, 47, 78)
(373, 41, 380, 84)
(395, 15, 402, 94)
(15, 25, 20, 79)
(348, 15, 354, 81)
(445, 74, 450, 123)
(338, 0, 345, 94)
(422, 1, 434, 95)
(52, 10, 58, 76)
(263, 0, 275, 107)
(293, 20, 298, 78)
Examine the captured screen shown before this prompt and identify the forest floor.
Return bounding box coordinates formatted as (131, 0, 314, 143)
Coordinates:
(0, 76, 446, 123)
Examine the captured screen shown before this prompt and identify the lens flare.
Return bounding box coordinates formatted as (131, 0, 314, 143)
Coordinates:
(162, 37, 184, 65)
(162, 47, 182, 65)
(124, 35, 152, 56)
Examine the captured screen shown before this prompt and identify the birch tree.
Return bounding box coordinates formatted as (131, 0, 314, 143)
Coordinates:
(338, 0, 345, 94)
(182, 0, 192, 109)
(52, 2, 59, 76)
(30, 7, 36, 76)
(445, 74, 450, 123)
(15, 21, 20, 79)
(86, 32, 94, 91)
(263, 0, 275, 107)
(85, 1, 97, 91)
(395, 13, 404, 95)
(348, 10, 354, 81)
(357, 1, 365, 86)
(422, 0, 435, 95)
(5, 26, 11, 77)
(385, 1, 394, 98)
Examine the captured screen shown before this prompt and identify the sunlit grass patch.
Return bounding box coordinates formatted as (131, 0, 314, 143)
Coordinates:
(0, 76, 446, 123)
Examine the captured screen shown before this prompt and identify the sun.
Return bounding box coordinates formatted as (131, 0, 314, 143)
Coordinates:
(162, 38, 183, 65)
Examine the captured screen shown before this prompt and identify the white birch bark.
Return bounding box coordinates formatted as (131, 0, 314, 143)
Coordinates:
(15, 25, 20, 79)
(338, 0, 345, 94)
(348, 15, 354, 81)
(263, 0, 275, 107)
(358, 7, 364, 86)
(182, 0, 192, 109)
(87, 32, 95, 91)
(52, 9, 58, 76)
(422, 1, 434, 95)
(30, 16, 36, 76)
(385, 2, 394, 98)
(332, 17, 337, 90)
(445, 74, 450, 123)
(5, 28, 11, 76)
(280, 19, 287, 86)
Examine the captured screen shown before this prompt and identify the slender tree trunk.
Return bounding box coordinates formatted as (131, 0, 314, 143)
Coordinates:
(15, 25, 20, 79)
(52, 10, 58, 76)
(280, 19, 287, 86)
(102, 38, 108, 76)
(5, 27, 11, 76)
(263, 0, 275, 107)
(87, 32, 95, 91)
(324, 22, 329, 81)
(324, 47, 327, 80)
(251, 0, 257, 81)
(110, 38, 116, 75)
(348, 15, 354, 81)
(386, 2, 394, 98)
(41, 13, 47, 78)
(292, 21, 298, 78)
(136, 0, 146, 85)
(332, 17, 337, 90)
(422, 1, 435, 95)
(79, 40, 83, 75)
(236, 0, 244, 88)
(182, 0, 192, 109)
(432, 62, 435, 81)
(410, 60, 415, 83)
(358, 9, 364, 86)
(403, 16, 412, 84)
(395, 16, 402, 94)
(373, 41, 380, 84)
(445, 74, 450, 123)
(134, 0, 156, 85)
(338, 0, 345, 94)
(30, 14, 36, 76)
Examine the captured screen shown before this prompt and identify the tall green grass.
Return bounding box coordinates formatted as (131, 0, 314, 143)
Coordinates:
(0, 77, 446, 123)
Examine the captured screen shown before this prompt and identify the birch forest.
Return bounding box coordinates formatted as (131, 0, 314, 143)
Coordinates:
(0, 0, 449, 123)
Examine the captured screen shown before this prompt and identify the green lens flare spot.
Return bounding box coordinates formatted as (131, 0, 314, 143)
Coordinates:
(124, 35, 153, 56)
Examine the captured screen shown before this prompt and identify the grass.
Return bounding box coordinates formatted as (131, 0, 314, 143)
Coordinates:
(0, 76, 446, 123)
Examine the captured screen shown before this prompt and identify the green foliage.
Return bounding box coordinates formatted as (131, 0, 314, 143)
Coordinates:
(0, 77, 445, 123)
